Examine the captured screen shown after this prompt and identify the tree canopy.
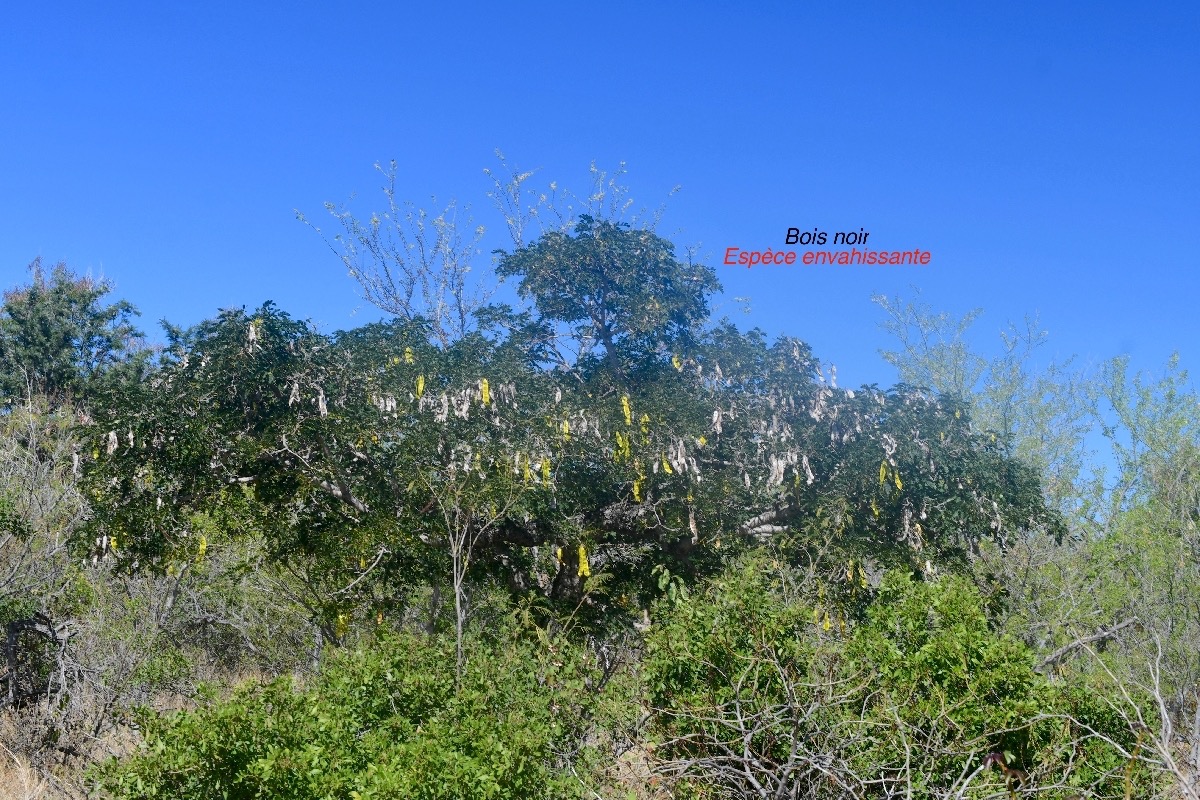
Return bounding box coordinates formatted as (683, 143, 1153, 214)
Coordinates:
(0, 258, 143, 405)
(82, 223, 1061, 637)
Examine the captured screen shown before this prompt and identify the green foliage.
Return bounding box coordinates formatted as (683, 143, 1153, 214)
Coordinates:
(1090, 353, 1200, 524)
(82, 234, 1062, 642)
(847, 572, 1047, 777)
(10, 175, 1196, 797)
(0, 258, 144, 405)
(93, 627, 598, 800)
(992, 499, 1200, 744)
(496, 215, 719, 380)
(873, 293, 1092, 520)
(645, 554, 1150, 797)
(0, 491, 31, 540)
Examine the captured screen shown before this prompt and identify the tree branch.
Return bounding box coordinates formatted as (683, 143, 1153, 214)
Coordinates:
(1037, 618, 1138, 671)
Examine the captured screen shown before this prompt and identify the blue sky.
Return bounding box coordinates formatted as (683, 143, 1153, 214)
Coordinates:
(2, 2, 1197, 389)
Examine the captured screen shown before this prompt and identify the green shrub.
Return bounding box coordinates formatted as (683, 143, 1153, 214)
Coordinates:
(644, 554, 1152, 798)
(93, 627, 595, 799)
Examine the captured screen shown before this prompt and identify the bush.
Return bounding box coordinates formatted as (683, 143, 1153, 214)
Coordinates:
(644, 554, 1151, 798)
(92, 626, 597, 800)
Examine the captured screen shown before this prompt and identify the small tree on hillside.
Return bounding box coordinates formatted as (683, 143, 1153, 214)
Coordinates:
(0, 259, 144, 406)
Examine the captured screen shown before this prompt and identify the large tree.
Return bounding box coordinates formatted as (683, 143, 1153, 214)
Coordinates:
(85, 221, 1060, 641)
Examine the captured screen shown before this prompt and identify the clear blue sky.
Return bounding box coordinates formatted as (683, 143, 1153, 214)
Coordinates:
(3, 2, 1197, 389)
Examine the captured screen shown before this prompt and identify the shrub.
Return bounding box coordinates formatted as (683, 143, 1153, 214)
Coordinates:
(644, 554, 1152, 798)
(93, 627, 595, 800)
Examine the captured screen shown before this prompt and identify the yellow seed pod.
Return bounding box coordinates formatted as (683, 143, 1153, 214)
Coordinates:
(360, 556, 366, 570)
(523, 455, 532, 483)
(954, 408, 961, 419)
(616, 431, 634, 462)
(671, 354, 682, 371)
(560, 419, 570, 440)
(633, 479, 643, 503)
(823, 612, 832, 632)
(415, 374, 425, 399)
(661, 453, 673, 475)
(871, 499, 880, 517)
(894, 471, 903, 491)
(879, 461, 887, 486)
(846, 560, 855, 583)
(542, 459, 551, 482)
(197, 534, 207, 561)
(640, 413, 650, 434)
(621, 395, 632, 426)
(403, 347, 415, 364)
(110, 534, 118, 552)
(556, 547, 563, 563)
(335, 613, 348, 638)
(577, 544, 591, 577)
(480, 378, 491, 406)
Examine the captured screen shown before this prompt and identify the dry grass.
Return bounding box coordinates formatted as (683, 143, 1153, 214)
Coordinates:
(603, 744, 673, 800)
(0, 742, 48, 800)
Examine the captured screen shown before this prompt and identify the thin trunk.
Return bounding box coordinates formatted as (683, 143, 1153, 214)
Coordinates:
(1189, 693, 1200, 798)
(451, 522, 469, 683)
(311, 625, 324, 671)
(453, 542, 465, 681)
(426, 582, 441, 636)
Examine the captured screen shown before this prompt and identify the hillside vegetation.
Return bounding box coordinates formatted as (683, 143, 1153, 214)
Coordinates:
(2, 194, 1198, 798)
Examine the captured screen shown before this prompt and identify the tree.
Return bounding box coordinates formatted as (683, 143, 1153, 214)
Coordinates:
(496, 215, 719, 382)
(873, 293, 1092, 519)
(0, 259, 144, 406)
(298, 161, 489, 348)
(0, 397, 223, 792)
(85, 295, 1062, 665)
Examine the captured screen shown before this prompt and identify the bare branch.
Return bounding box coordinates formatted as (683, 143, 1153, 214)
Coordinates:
(1036, 617, 1139, 671)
